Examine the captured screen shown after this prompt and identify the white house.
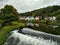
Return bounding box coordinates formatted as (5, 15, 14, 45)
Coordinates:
(44, 16, 56, 21)
(48, 16, 56, 21)
(25, 16, 34, 21)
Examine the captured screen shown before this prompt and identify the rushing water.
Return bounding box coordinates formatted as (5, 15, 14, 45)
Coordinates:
(4, 28, 60, 45)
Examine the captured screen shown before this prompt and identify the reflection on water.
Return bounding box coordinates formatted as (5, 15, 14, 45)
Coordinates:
(27, 23, 39, 27)
(27, 23, 59, 28)
(27, 23, 34, 26)
(35, 24, 39, 27)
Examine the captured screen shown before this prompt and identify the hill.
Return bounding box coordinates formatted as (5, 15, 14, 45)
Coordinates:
(20, 5, 60, 19)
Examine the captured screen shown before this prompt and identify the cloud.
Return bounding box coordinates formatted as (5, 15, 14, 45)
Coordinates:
(0, 0, 8, 8)
(0, 0, 60, 13)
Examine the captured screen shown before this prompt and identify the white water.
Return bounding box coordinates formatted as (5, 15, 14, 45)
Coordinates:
(4, 30, 58, 45)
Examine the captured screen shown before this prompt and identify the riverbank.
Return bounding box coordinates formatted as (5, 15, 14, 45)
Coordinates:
(0, 21, 25, 45)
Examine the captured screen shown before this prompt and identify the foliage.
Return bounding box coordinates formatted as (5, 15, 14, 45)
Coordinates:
(20, 5, 60, 19)
(0, 22, 25, 45)
(0, 5, 19, 21)
(0, 20, 4, 24)
(56, 14, 60, 21)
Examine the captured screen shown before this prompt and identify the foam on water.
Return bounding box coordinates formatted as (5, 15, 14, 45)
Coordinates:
(4, 30, 58, 45)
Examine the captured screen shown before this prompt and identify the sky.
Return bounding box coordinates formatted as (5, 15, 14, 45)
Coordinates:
(0, 0, 60, 13)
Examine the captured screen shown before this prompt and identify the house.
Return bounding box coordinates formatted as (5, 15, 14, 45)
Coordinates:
(44, 16, 56, 21)
(35, 16, 42, 20)
(35, 16, 39, 20)
(25, 16, 34, 21)
(48, 16, 56, 21)
(19, 16, 42, 21)
(19, 16, 26, 20)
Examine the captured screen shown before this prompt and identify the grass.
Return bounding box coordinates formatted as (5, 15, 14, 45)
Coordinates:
(0, 21, 25, 45)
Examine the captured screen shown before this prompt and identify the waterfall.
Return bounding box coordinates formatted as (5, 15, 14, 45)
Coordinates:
(4, 30, 59, 45)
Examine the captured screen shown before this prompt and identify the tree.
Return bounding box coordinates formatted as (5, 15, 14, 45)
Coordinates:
(56, 15, 60, 21)
(1, 5, 18, 14)
(0, 4, 19, 21)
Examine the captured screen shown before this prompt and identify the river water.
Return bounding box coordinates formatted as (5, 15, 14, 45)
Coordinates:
(4, 28, 60, 45)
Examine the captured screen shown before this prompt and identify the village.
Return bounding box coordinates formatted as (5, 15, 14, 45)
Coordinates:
(19, 16, 56, 22)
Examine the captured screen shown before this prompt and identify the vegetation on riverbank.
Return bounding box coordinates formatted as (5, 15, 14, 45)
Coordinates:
(0, 21, 25, 45)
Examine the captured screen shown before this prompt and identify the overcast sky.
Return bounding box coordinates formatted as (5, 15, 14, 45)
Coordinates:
(0, 0, 60, 13)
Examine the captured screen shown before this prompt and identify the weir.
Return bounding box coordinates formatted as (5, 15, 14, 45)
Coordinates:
(4, 28, 60, 45)
(21, 28, 60, 42)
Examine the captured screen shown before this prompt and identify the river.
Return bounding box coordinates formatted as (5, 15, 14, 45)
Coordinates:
(4, 28, 60, 45)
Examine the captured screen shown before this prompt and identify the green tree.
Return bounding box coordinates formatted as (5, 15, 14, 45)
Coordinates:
(0, 4, 19, 21)
(56, 15, 60, 21)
